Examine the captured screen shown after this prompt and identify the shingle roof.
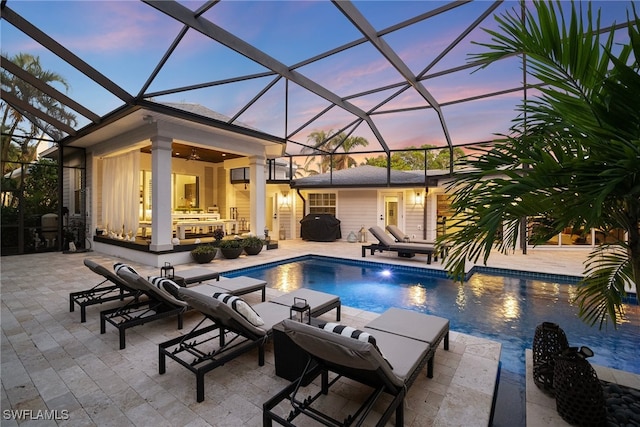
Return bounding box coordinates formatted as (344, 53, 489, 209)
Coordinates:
(291, 165, 446, 188)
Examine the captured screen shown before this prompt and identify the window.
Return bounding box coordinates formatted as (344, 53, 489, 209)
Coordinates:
(73, 168, 83, 214)
(308, 193, 336, 215)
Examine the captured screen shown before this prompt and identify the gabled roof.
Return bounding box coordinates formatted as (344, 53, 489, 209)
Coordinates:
(291, 165, 448, 188)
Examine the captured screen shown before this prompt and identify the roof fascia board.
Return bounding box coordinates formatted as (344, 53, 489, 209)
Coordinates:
(59, 105, 142, 146)
(155, 120, 268, 158)
(89, 124, 157, 157)
(291, 183, 427, 189)
(138, 100, 285, 145)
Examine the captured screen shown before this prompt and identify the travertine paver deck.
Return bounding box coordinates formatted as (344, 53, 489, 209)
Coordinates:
(1, 241, 504, 426)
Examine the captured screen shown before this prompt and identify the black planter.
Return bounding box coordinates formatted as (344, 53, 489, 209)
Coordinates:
(191, 251, 216, 264)
(244, 244, 263, 255)
(220, 247, 243, 259)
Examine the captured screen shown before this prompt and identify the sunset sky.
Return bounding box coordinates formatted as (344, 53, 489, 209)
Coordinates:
(1, 1, 635, 156)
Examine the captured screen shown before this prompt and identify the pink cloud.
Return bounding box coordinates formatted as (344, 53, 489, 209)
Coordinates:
(57, 2, 178, 54)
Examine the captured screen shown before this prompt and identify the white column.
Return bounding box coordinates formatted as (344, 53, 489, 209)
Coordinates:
(150, 135, 174, 251)
(249, 155, 266, 237)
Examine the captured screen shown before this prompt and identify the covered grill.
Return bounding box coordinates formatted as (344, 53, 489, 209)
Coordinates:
(300, 214, 342, 242)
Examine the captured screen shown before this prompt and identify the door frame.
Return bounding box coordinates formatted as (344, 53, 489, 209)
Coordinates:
(376, 191, 404, 232)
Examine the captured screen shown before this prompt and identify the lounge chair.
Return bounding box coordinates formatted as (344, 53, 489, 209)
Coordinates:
(70, 259, 138, 323)
(102, 266, 265, 349)
(362, 226, 436, 264)
(364, 307, 449, 378)
(102, 268, 191, 350)
(159, 287, 342, 402)
(270, 288, 341, 321)
(386, 224, 447, 260)
(263, 314, 438, 427)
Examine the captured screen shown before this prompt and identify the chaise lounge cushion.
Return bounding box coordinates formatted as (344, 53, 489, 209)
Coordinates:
(364, 307, 449, 345)
(211, 292, 264, 326)
(179, 288, 269, 337)
(370, 226, 435, 250)
(283, 319, 406, 387)
(270, 288, 340, 319)
(360, 327, 430, 382)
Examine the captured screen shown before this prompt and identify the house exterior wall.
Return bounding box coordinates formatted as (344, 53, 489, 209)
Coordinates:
(292, 187, 440, 242)
(336, 189, 377, 239)
(404, 189, 427, 241)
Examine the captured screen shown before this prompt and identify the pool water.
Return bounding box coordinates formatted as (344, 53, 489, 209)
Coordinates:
(226, 255, 640, 377)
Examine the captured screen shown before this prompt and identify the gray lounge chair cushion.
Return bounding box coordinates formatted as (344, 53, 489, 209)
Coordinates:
(364, 307, 449, 344)
(250, 302, 292, 331)
(179, 287, 269, 337)
(211, 292, 264, 326)
(84, 259, 132, 290)
(369, 226, 435, 251)
(283, 319, 411, 388)
(216, 276, 266, 294)
(361, 327, 430, 382)
(386, 225, 434, 245)
(368, 226, 396, 246)
(270, 288, 339, 315)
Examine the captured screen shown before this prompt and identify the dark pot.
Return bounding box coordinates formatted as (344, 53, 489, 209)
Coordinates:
(191, 251, 216, 264)
(244, 244, 263, 255)
(220, 247, 243, 259)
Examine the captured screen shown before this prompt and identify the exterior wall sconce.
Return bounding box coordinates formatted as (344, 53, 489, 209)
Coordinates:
(415, 191, 423, 207)
(280, 191, 290, 207)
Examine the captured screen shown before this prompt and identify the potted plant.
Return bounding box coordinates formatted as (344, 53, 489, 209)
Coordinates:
(242, 236, 264, 255)
(212, 227, 225, 244)
(191, 244, 217, 264)
(219, 238, 244, 259)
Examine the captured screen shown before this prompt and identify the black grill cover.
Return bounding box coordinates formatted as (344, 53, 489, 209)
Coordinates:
(300, 214, 342, 241)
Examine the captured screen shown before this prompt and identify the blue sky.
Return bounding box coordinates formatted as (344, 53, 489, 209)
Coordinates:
(1, 0, 636, 155)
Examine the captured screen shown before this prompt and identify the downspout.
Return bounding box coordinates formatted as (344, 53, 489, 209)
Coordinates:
(296, 188, 306, 216)
(424, 148, 428, 240)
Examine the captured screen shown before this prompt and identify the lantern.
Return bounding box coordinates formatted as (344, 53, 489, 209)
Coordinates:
(160, 262, 174, 279)
(358, 226, 368, 243)
(290, 297, 310, 324)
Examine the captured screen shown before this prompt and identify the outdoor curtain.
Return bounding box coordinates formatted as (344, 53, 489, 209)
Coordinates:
(102, 150, 140, 237)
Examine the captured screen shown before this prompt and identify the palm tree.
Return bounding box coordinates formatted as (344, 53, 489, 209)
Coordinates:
(440, 2, 640, 328)
(1, 53, 77, 175)
(302, 130, 369, 173)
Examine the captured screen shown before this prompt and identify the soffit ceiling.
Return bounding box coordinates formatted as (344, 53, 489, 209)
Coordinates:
(0, 0, 633, 159)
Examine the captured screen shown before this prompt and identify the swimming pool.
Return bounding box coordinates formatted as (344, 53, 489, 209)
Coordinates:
(226, 255, 640, 377)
